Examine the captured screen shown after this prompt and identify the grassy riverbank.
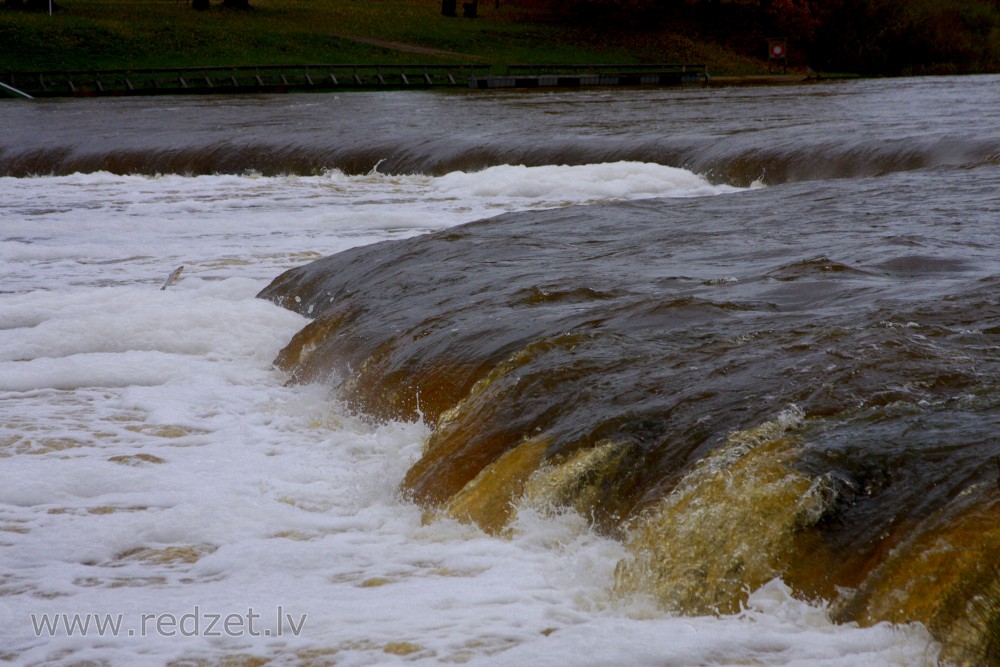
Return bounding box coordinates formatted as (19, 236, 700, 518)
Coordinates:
(0, 0, 772, 74)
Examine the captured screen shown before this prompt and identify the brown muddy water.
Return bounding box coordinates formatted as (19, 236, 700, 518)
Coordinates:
(3, 74, 1000, 665)
(254, 77, 1000, 663)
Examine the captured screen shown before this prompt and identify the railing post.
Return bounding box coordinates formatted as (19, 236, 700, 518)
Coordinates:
(0, 81, 34, 99)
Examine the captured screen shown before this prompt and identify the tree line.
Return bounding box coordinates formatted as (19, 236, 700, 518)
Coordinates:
(775, 0, 999, 74)
(550, 0, 1000, 74)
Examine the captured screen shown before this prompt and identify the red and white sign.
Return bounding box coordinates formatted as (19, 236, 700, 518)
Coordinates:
(770, 42, 787, 59)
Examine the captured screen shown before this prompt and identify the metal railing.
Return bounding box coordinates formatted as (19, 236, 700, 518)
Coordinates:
(1, 64, 493, 97)
(469, 63, 709, 89)
(2, 63, 709, 98)
(503, 63, 708, 76)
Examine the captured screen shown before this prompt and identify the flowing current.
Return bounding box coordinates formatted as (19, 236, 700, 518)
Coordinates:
(2, 75, 999, 666)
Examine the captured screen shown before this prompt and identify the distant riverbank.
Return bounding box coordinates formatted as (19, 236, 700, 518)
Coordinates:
(0, 0, 776, 75)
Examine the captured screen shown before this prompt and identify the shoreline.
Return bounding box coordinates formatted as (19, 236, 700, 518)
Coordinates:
(0, 66, 847, 99)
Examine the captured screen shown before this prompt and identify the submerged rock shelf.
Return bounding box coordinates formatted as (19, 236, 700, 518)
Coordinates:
(260, 176, 1000, 664)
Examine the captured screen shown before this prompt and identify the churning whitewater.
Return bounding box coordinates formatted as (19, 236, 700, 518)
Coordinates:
(1, 164, 935, 666)
(4, 75, 999, 666)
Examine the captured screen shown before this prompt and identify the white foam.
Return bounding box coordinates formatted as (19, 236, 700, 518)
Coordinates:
(0, 168, 936, 667)
(434, 161, 740, 203)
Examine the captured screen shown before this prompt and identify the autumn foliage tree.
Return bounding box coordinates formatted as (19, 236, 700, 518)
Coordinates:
(541, 0, 999, 74)
(762, 0, 821, 42)
(808, 0, 1000, 73)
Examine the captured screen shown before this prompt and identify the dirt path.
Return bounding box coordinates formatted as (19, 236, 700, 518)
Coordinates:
(331, 34, 488, 61)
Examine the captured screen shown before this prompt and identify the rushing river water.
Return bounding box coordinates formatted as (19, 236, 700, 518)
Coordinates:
(2, 75, 999, 666)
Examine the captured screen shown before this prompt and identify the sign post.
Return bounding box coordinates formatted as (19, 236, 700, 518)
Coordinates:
(768, 39, 787, 74)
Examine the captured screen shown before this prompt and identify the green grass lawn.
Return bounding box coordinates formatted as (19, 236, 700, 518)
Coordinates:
(0, 0, 770, 73)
